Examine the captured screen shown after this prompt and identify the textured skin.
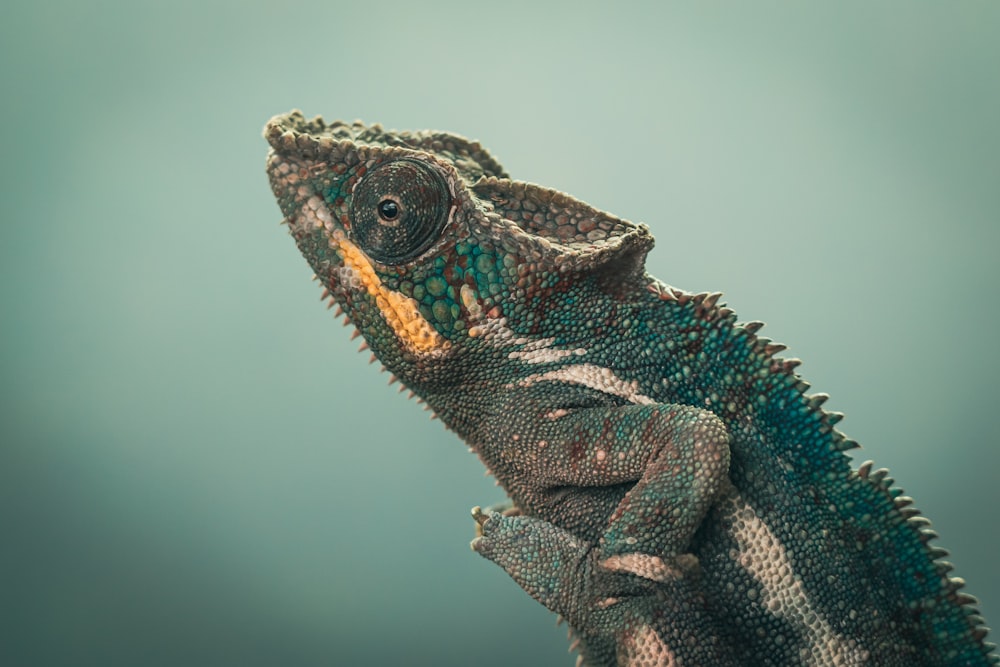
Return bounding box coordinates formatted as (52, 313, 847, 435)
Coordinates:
(264, 111, 996, 667)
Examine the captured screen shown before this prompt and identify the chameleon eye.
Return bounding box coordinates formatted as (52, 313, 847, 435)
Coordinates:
(350, 158, 451, 265)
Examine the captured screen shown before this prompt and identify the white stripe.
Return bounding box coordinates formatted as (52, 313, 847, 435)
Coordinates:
(510, 364, 656, 405)
(724, 494, 869, 665)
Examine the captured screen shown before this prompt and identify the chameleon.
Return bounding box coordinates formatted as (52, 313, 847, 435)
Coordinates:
(264, 110, 995, 666)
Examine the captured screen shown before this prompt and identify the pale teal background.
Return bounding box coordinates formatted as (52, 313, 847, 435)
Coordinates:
(1, 2, 997, 665)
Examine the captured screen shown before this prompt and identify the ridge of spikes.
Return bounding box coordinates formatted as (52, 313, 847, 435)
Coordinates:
(832, 436, 860, 452)
(825, 411, 845, 426)
(684, 291, 738, 325)
(806, 393, 830, 409)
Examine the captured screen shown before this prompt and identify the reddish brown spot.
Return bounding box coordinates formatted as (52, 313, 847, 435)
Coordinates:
(568, 434, 586, 465)
(640, 416, 659, 444)
(685, 337, 704, 355)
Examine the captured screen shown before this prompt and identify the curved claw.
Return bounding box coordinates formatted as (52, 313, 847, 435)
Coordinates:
(471, 505, 490, 526)
(470, 505, 494, 540)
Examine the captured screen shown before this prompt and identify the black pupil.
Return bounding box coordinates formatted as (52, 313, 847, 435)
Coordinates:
(378, 199, 399, 220)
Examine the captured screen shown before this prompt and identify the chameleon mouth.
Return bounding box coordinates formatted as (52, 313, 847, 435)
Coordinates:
(264, 112, 372, 240)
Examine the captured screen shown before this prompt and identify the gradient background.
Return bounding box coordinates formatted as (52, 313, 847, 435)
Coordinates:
(2, 2, 997, 665)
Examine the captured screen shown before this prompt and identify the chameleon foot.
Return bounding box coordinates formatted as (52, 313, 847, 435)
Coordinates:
(470, 508, 740, 667)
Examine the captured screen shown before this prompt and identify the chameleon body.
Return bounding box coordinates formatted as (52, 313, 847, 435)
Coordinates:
(264, 111, 995, 666)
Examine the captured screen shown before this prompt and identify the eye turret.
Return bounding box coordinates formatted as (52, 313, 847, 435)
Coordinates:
(350, 159, 451, 265)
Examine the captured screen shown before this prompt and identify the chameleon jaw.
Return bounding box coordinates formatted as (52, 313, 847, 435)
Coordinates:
(333, 235, 451, 358)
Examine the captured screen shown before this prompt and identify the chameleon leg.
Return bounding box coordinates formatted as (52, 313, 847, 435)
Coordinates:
(595, 406, 731, 568)
(471, 507, 740, 667)
(490, 388, 731, 572)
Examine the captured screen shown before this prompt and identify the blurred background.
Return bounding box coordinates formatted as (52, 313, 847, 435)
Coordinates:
(1, 1, 997, 665)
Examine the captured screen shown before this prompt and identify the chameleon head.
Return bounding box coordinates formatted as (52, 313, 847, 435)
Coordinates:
(264, 110, 653, 387)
